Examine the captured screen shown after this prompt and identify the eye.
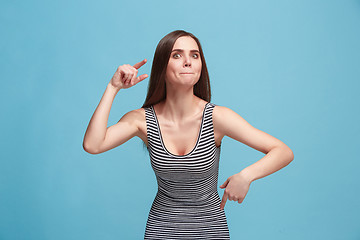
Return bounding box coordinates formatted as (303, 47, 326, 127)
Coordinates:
(193, 53, 199, 58)
(173, 53, 181, 58)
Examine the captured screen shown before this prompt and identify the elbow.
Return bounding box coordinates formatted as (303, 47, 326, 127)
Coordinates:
(277, 144, 294, 163)
(290, 150, 294, 161)
(286, 147, 294, 163)
(83, 142, 99, 155)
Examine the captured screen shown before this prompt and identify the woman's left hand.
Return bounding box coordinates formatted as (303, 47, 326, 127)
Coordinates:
(219, 172, 252, 210)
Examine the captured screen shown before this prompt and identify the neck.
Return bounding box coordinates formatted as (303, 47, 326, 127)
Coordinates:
(160, 83, 204, 123)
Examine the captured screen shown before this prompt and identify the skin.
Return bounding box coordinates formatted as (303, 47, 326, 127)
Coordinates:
(83, 36, 294, 211)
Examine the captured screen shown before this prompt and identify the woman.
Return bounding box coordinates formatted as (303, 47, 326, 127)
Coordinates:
(83, 30, 294, 239)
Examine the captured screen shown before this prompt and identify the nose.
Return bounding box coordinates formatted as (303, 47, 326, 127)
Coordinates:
(184, 55, 191, 67)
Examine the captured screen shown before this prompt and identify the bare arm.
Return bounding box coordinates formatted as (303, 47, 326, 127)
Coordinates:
(83, 59, 148, 154)
(82, 83, 120, 154)
(213, 105, 294, 182)
(215, 105, 294, 210)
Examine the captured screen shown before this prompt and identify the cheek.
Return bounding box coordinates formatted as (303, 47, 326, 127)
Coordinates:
(196, 62, 202, 72)
(165, 63, 178, 80)
(166, 61, 173, 71)
(167, 61, 179, 71)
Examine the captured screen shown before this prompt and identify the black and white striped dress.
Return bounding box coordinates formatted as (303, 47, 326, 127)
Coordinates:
(143, 102, 230, 239)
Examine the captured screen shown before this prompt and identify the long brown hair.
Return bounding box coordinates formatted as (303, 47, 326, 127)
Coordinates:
(141, 30, 211, 108)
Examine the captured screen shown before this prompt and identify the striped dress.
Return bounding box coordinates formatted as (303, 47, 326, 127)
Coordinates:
(143, 102, 230, 239)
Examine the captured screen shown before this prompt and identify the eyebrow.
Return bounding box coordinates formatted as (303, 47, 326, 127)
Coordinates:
(171, 49, 200, 53)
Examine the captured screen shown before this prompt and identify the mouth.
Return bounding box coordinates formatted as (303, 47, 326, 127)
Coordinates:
(180, 73, 194, 74)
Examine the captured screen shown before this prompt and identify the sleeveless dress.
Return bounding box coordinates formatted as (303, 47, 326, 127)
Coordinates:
(143, 102, 231, 239)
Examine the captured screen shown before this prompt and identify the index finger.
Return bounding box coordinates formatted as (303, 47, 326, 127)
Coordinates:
(133, 59, 147, 69)
(220, 192, 228, 210)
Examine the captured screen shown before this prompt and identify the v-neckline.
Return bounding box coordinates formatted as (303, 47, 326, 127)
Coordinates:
(151, 102, 209, 157)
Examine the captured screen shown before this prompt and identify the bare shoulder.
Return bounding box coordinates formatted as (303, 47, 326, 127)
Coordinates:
(88, 107, 147, 154)
(119, 107, 145, 121)
(119, 107, 146, 130)
(211, 105, 238, 144)
(212, 105, 240, 136)
(212, 104, 256, 141)
(212, 104, 232, 118)
(119, 107, 147, 144)
(213, 104, 290, 154)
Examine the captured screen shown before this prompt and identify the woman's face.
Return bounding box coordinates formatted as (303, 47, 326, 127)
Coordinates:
(165, 36, 202, 87)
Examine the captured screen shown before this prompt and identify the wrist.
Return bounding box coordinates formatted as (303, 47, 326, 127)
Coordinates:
(107, 83, 121, 92)
(238, 168, 254, 183)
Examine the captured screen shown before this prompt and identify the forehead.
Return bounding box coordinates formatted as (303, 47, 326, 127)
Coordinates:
(172, 36, 199, 50)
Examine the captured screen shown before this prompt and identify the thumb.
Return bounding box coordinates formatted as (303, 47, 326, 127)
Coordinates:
(219, 178, 229, 188)
(136, 74, 148, 83)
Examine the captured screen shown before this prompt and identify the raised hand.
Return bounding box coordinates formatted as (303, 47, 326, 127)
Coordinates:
(110, 59, 148, 90)
(219, 172, 252, 210)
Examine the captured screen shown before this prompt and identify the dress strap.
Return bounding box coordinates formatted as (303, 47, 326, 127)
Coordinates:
(143, 106, 159, 150)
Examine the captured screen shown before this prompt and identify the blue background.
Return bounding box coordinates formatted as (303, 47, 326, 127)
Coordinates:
(1, 0, 359, 239)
